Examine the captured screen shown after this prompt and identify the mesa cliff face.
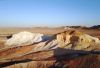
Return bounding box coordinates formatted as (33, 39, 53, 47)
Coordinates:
(0, 30, 100, 68)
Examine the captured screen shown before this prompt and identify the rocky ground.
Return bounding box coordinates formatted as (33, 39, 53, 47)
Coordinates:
(0, 27, 100, 68)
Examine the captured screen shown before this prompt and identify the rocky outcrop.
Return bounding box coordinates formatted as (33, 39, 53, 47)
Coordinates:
(0, 30, 100, 68)
(56, 30, 100, 50)
(4, 31, 48, 47)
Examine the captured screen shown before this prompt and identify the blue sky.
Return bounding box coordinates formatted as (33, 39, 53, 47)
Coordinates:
(0, 0, 100, 27)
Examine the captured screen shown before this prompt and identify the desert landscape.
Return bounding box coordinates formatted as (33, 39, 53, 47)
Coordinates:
(0, 26, 100, 68)
(0, 0, 100, 68)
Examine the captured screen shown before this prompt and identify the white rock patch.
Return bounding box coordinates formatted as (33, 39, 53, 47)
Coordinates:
(5, 31, 45, 46)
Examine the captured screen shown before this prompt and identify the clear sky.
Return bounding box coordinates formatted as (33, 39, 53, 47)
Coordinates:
(0, 0, 100, 27)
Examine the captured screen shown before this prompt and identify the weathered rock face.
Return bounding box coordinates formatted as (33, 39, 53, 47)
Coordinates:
(0, 30, 100, 68)
(4, 31, 45, 47)
(56, 30, 100, 51)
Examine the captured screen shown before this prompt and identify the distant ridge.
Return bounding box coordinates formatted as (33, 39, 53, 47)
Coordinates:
(90, 25, 100, 29)
(62, 25, 100, 29)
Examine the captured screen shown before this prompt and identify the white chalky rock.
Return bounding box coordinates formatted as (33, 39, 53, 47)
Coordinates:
(5, 31, 44, 46)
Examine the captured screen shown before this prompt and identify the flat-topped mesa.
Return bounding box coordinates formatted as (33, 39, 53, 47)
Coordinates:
(56, 30, 100, 51)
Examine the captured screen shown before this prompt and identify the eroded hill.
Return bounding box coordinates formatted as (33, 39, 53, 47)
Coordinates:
(0, 30, 100, 68)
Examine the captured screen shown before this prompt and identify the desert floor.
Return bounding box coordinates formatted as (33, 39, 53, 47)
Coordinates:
(0, 27, 100, 39)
